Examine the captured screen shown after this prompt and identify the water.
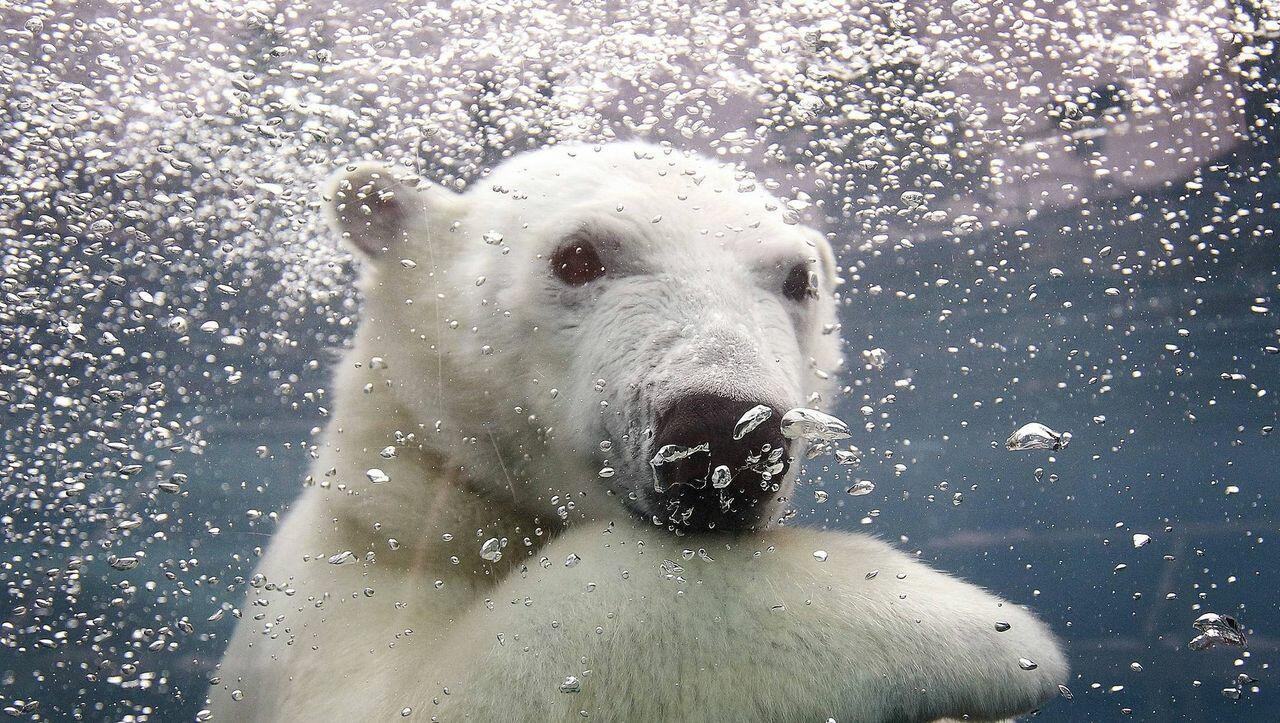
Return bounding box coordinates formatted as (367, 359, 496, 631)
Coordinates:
(6, 143, 1272, 721)
(801, 146, 1279, 720)
(1, 2, 1277, 720)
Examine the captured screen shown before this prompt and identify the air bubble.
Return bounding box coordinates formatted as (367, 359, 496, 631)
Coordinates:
(733, 404, 774, 440)
(780, 408, 851, 442)
(1005, 423, 1071, 451)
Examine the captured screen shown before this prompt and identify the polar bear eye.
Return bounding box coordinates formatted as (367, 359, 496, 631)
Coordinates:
(782, 262, 818, 302)
(551, 241, 606, 286)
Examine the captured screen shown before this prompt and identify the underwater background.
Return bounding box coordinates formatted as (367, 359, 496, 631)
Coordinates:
(2, 1, 1277, 720)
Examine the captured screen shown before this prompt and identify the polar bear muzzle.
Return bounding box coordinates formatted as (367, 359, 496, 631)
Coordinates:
(645, 393, 792, 531)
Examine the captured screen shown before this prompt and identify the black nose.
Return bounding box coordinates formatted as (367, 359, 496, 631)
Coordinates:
(645, 394, 793, 531)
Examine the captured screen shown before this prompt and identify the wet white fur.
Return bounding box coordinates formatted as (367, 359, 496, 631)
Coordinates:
(209, 143, 1066, 721)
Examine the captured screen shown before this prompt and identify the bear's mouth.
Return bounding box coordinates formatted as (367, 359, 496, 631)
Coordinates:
(637, 476, 791, 532)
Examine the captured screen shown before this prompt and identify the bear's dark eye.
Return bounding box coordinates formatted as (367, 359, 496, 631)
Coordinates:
(782, 262, 818, 302)
(551, 241, 606, 286)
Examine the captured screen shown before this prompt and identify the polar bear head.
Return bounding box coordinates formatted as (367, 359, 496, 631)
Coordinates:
(324, 143, 842, 531)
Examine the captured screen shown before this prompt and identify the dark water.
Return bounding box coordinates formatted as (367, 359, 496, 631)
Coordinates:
(815, 146, 1279, 720)
(2, 151, 1276, 723)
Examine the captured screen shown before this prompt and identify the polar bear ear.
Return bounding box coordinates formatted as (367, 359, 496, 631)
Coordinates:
(322, 161, 461, 259)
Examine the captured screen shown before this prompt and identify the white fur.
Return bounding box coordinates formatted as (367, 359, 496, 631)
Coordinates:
(209, 143, 1066, 721)
(430, 518, 1066, 722)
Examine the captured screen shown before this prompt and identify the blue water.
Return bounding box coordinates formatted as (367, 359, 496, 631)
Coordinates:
(810, 146, 1279, 720)
(1, 147, 1276, 722)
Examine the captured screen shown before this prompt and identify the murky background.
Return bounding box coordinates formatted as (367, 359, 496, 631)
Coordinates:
(2, 1, 1277, 720)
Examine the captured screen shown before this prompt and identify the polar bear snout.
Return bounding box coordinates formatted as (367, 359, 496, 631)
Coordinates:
(646, 394, 793, 530)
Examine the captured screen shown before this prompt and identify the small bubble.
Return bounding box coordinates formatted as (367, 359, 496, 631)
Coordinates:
(710, 465, 732, 489)
(480, 538, 504, 562)
(733, 404, 774, 440)
(107, 555, 139, 571)
(1188, 612, 1246, 650)
(846, 480, 875, 496)
(860, 348, 888, 370)
(1005, 422, 1071, 451)
(780, 408, 851, 442)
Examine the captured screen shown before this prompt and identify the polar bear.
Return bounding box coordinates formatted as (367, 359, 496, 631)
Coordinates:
(208, 143, 1066, 721)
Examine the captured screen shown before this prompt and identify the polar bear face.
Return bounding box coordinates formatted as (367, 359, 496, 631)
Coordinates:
(325, 143, 842, 531)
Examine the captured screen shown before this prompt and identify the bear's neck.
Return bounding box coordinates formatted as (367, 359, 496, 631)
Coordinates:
(303, 347, 550, 604)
